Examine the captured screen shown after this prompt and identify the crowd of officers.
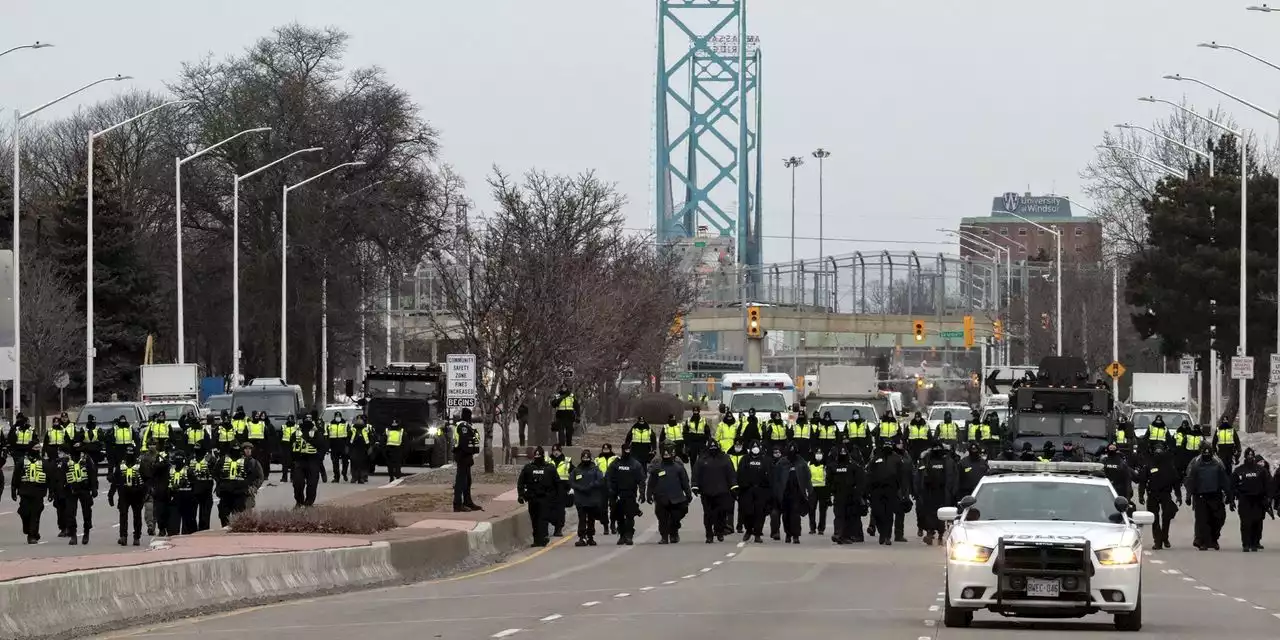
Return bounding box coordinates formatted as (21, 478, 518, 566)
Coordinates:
(0, 407, 416, 545)
(515, 406, 1280, 553)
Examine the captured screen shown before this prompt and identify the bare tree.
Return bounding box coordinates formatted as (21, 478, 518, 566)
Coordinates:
(21, 255, 80, 422)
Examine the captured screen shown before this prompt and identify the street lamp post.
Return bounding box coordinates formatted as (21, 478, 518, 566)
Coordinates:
(1002, 211, 1062, 355)
(11, 74, 130, 419)
(0, 41, 52, 59)
(1096, 145, 1189, 179)
(960, 225, 1027, 366)
(230, 147, 322, 388)
(280, 162, 365, 379)
(784, 156, 803, 306)
(812, 148, 830, 260)
(176, 127, 272, 365)
(1161, 74, 1259, 428)
(87, 99, 195, 402)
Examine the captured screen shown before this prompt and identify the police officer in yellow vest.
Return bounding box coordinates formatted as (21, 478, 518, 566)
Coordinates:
(684, 408, 709, 465)
(279, 415, 298, 483)
(625, 417, 655, 465)
(142, 412, 172, 452)
(109, 443, 147, 545)
(45, 417, 70, 458)
(244, 412, 272, 481)
(8, 413, 37, 471)
(326, 413, 351, 482)
(935, 411, 961, 448)
(551, 386, 579, 447)
(876, 411, 900, 449)
(382, 419, 406, 480)
(808, 449, 830, 535)
(715, 414, 738, 453)
(217, 414, 239, 456)
(764, 411, 789, 449)
(660, 414, 686, 462)
(905, 412, 931, 461)
(59, 441, 98, 545)
(452, 408, 482, 512)
(812, 411, 839, 457)
(348, 415, 374, 484)
(790, 412, 813, 459)
(231, 408, 249, 440)
(1214, 419, 1239, 467)
(547, 444, 571, 537)
(1144, 415, 1172, 450)
(971, 416, 1001, 459)
(15, 444, 55, 544)
(290, 416, 327, 507)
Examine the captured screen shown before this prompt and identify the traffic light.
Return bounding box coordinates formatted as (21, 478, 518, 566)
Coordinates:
(963, 315, 975, 348)
(993, 319, 1003, 342)
(747, 306, 762, 338)
(913, 320, 925, 342)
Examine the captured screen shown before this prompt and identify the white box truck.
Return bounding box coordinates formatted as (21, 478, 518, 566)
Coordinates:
(1127, 372, 1193, 437)
(140, 364, 201, 403)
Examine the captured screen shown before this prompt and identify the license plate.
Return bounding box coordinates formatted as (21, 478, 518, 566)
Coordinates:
(1026, 577, 1060, 597)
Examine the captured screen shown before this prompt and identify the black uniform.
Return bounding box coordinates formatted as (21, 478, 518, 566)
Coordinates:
(570, 454, 606, 545)
(517, 450, 561, 546)
(737, 411, 763, 446)
(1214, 423, 1240, 469)
(144, 450, 172, 536)
(326, 416, 351, 482)
(1100, 448, 1134, 500)
(349, 419, 374, 484)
(58, 448, 98, 544)
(623, 420, 655, 466)
(215, 449, 256, 526)
(866, 444, 910, 545)
(735, 446, 772, 541)
(108, 449, 148, 544)
(14, 451, 57, 543)
(1232, 453, 1271, 552)
(1137, 444, 1182, 548)
(290, 421, 327, 506)
(1184, 449, 1232, 550)
(771, 448, 812, 543)
(684, 410, 709, 467)
(827, 446, 866, 544)
(605, 448, 646, 544)
(957, 447, 988, 499)
(550, 389, 579, 447)
(692, 441, 736, 542)
(453, 413, 481, 511)
(915, 445, 957, 544)
(167, 453, 199, 535)
(189, 447, 219, 531)
(646, 451, 692, 543)
(547, 450, 570, 536)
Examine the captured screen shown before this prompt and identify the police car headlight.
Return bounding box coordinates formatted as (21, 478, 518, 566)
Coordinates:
(1095, 546, 1139, 565)
(948, 542, 993, 563)
(427, 426, 441, 437)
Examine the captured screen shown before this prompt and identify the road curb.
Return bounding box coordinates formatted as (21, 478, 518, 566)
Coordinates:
(0, 506, 532, 640)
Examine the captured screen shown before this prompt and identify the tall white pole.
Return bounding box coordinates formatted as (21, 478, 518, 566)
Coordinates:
(1240, 142, 1249, 427)
(1004, 249, 1012, 366)
(280, 185, 288, 380)
(11, 109, 21, 420)
(232, 178, 241, 387)
(359, 280, 367, 388)
(1112, 266, 1119, 400)
(384, 272, 392, 366)
(86, 131, 95, 402)
(1055, 230, 1062, 355)
(817, 154, 825, 259)
(320, 267, 328, 409)
(174, 157, 186, 363)
(1209, 149, 1218, 425)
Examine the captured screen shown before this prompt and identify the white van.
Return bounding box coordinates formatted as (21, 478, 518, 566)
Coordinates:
(720, 373, 797, 421)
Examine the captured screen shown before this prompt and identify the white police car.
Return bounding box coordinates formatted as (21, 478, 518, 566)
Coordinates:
(938, 461, 1154, 632)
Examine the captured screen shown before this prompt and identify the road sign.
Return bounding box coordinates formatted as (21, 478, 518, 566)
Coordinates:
(677, 372, 694, 381)
(1105, 361, 1126, 380)
(54, 371, 69, 389)
(1232, 356, 1255, 380)
(939, 330, 964, 339)
(446, 354, 477, 408)
(1179, 355, 1195, 375)
(1271, 354, 1280, 379)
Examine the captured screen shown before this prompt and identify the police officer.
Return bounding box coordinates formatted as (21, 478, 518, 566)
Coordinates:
(382, 419, 406, 480)
(1053, 440, 1085, 462)
(808, 447, 829, 535)
(827, 443, 865, 544)
(189, 441, 218, 531)
(767, 444, 787, 540)
(812, 411, 839, 458)
(243, 411, 272, 480)
(108, 444, 147, 545)
(764, 411, 788, 449)
(605, 443, 645, 545)
(684, 408, 709, 466)
(790, 410, 813, 460)
(1101, 442, 1134, 503)
(594, 443, 617, 534)
(736, 441, 771, 543)
(738, 409, 763, 445)
(143, 444, 172, 537)
(957, 443, 988, 500)
(916, 439, 957, 546)
(1185, 444, 1232, 551)
(647, 444, 692, 544)
(570, 448, 605, 546)
(291, 416, 327, 507)
(547, 444, 571, 536)
(660, 415, 685, 462)
(14, 444, 55, 544)
(1232, 448, 1271, 552)
(715, 413, 739, 453)
(7, 413, 36, 470)
(693, 438, 736, 543)
(44, 417, 70, 459)
(1137, 440, 1181, 549)
(970, 415, 998, 459)
(1214, 420, 1239, 469)
(550, 386, 579, 447)
(771, 441, 811, 544)
(728, 441, 745, 534)
(327, 412, 351, 482)
(905, 412, 930, 461)
(1144, 415, 1172, 452)
(624, 417, 655, 466)
(936, 411, 961, 448)
(517, 446, 560, 546)
(167, 451, 198, 535)
(453, 408, 481, 512)
(60, 442, 98, 545)
(866, 442, 909, 545)
(349, 415, 374, 484)
(216, 443, 254, 526)
(876, 410, 900, 449)
(279, 414, 298, 483)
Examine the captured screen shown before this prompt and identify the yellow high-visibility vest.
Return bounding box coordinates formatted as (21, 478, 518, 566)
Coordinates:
(631, 426, 652, 444)
(554, 460, 570, 480)
(66, 462, 87, 485)
(247, 421, 266, 440)
(793, 423, 812, 439)
(1184, 434, 1202, 451)
(327, 421, 349, 439)
(907, 424, 929, 440)
(23, 460, 46, 484)
(557, 394, 575, 410)
(1217, 429, 1236, 445)
(386, 429, 404, 447)
(879, 421, 899, 438)
(809, 463, 826, 487)
(937, 423, 959, 441)
(685, 417, 707, 435)
(121, 463, 144, 487)
(664, 424, 683, 442)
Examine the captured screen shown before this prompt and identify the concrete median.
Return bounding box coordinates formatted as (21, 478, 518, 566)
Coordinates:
(0, 506, 532, 640)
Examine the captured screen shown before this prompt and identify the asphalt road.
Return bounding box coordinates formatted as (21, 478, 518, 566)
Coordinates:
(0, 464, 426, 559)
(96, 493, 1280, 640)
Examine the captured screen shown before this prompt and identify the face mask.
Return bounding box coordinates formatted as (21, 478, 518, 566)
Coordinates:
(1201, 452, 1212, 459)
(581, 457, 592, 464)
(772, 452, 781, 459)
(814, 453, 823, 462)
(662, 455, 673, 462)
(750, 447, 761, 455)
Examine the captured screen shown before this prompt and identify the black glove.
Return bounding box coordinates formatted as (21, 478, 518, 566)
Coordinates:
(691, 487, 700, 497)
(1137, 493, 1145, 505)
(517, 496, 525, 505)
(91, 490, 98, 499)
(108, 494, 115, 507)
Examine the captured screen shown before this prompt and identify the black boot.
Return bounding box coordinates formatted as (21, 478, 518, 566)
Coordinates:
(118, 537, 127, 546)
(81, 532, 89, 544)
(133, 535, 142, 546)
(69, 534, 78, 545)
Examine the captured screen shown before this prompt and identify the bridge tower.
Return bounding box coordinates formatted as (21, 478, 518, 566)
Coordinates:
(653, 0, 763, 270)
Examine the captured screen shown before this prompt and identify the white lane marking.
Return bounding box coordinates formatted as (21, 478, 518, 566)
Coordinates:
(1195, 586, 1211, 591)
(112, 524, 120, 528)
(1214, 592, 1227, 597)
(935, 597, 944, 602)
(1166, 569, 1181, 574)
(924, 620, 936, 627)
(682, 574, 696, 579)
(492, 630, 521, 638)
(1182, 577, 1196, 582)
(1255, 606, 1266, 610)
(936, 592, 945, 596)
(662, 580, 677, 585)
(726, 552, 736, 557)
(614, 593, 630, 598)
(920, 636, 932, 640)
(640, 586, 655, 591)
(1234, 597, 1247, 602)
(1273, 613, 1280, 620)
(737, 541, 746, 548)
(928, 605, 939, 612)
(1149, 559, 1165, 564)
(582, 601, 600, 608)
(713, 560, 723, 566)
(700, 568, 712, 573)
(0, 511, 13, 516)
(540, 614, 562, 622)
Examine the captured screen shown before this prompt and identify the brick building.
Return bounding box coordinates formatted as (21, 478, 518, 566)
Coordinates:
(957, 193, 1101, 261)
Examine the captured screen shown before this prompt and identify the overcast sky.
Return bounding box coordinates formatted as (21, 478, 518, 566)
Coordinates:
(4, 0, 1280, 264)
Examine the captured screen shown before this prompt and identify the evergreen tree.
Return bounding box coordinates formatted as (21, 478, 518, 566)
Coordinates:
(48, 167, 162, 399)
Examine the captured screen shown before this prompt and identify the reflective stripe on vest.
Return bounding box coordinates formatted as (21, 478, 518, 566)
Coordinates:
(247, 422, 266, 440)
(47, 429, 66, 445)
(219, 426, 237, 442)
(816, 424, 837, 440)
(973, 425, 994, 441)
(557, 395, 575, 410)
(686, 417, 707, 435)
(809, 463, 826, 487)
(1115, 430, 1127, 443)
(15, 429, 33, 445)
(152, 423, 170, 439)
(23, 460, 45, 484)
(555, 460, 570, 480)
(66, 462, 87, 485)
(1218, 429, 1235, 445)
(908, 424, 929, 440)
(386, 429, 404, 447)
(937, 423, 959, 441)
(169, 468, 188, 489)
(1149, 426, 1167, 441)
(293, 431, 317, 454)
(879, 422, 899, 438)
(631, 427, 652, 444)
(848, 422, 868, 439)
(664, 425, 683, 441)
(328, 421, 349, 439)
(793, 424, 812, 439)
(1184, 434, 1202, 451)
(769, 423, 787, 440)
(223, 460, 244, 480)
(121, 463, 143, 486)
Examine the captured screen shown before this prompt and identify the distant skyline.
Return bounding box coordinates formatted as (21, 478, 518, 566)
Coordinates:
(3, 1, 1279, 265)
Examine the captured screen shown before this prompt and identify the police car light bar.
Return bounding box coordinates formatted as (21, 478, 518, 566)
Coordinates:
(987, 461, 1106, 476)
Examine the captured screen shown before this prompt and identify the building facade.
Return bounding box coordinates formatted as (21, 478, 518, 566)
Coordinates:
(957, 193, 1101, 262)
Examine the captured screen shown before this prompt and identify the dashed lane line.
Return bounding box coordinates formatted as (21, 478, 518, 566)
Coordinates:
(581, 601, 600, 608)
(540, 614, 562, 622)
(682, 574, 696, 579)
(662, 580, 677, 585)
(492, 629, 521, 638)
(699, 568, 712, 573)
(614, 593, 630, 598)
(640, 586, 655, 591)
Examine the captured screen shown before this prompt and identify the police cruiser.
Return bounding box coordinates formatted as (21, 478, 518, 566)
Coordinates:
(938, 461, 1154, 632)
